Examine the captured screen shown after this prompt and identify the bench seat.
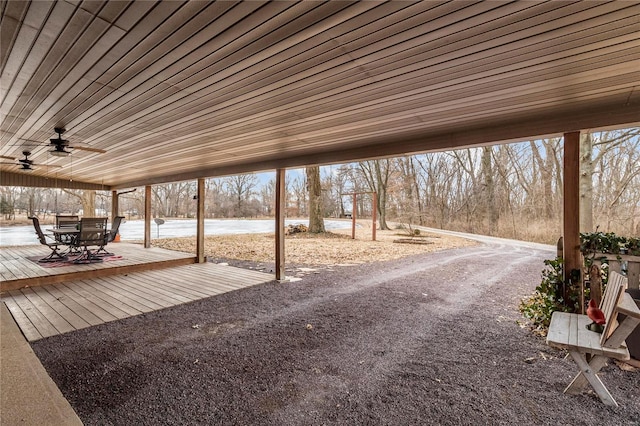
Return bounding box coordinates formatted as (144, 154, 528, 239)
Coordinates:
(547, 310, 630, 360)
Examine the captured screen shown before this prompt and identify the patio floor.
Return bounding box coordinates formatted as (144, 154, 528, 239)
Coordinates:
(0, 243, 275, 341)
(2, 262, 275, 342)
(0, 242, 195, 291)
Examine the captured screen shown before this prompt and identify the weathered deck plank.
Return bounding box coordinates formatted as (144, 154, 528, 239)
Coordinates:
(20, 288, 76, 334)
(2, 262, 274, 341)
(30, 286, 92, 331)
(42, 285, 108, 326)
(2, 297, 43, 341)
(55, 282, 131, 320)
(7, 290, 60, 339)
(0, 243, 196, 291)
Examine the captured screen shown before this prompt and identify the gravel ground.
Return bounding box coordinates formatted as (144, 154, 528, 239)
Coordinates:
(32, 243, 640, 425)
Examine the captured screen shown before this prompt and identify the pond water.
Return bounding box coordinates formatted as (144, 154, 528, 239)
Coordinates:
(0, 219, 354, 246)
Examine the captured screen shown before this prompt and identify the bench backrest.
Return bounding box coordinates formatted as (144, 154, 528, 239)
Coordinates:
(600, 271, 628, 346)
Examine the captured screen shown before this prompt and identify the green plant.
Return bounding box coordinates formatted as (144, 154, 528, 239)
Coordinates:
(580, 231, 626, 256)
(626, 237, 640, 256)
(519, 257, 567, 329)
(580, 232, 639, 283)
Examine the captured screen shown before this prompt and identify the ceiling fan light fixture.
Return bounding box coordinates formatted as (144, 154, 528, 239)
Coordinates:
(50, 147, 71, 157)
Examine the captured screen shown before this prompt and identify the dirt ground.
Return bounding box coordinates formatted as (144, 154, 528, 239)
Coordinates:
(151, 227, 478, 267)
(29, 233, 640, 426)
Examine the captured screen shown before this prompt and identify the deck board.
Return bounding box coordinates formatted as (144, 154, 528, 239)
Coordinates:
(96, 275, 175, 308)
(55, 282, 131, 320)
(110, 274, 195, 304)
(20, 288, 76, 334)
(2, 262, 274, 341)
(7, 290, 60, 339)
(81, 278, 159, 313)
(30, 286, 92, 330)
(0, 243, 196, 291)
(41, 285, 107, 326)
(3, 297, 43, 341)
(141, 270, 224, 298)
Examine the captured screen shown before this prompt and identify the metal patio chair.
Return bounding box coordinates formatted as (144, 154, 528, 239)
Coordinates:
(72, 217, 108, 263)
(28, 216, 68, 263)
(54, 214, 79, 246)
(95, 216, 124, 257)
(55, 214, 79, 229)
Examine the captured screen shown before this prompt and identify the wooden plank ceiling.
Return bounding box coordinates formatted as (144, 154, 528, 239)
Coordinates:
(1, 1, 639, 189)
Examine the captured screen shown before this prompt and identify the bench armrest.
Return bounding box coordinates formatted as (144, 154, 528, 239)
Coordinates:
(617, 293, 640, 319)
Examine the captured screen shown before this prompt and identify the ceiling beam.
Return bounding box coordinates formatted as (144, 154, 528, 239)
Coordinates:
(0, 171, 111, 190)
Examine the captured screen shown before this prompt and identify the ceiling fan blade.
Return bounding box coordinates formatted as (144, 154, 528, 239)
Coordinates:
(15, 138, 47, 146)
(68, 144, 107, 153)
(0, 155, 16, 160)
(0, 162, 62, 168)
(32, 163, 63, 168)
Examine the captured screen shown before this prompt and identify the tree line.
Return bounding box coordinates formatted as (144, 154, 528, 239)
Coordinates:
(2, 128, 638, 244)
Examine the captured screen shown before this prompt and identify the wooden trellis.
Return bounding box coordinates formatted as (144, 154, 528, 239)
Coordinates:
(342, 192, 377, 241)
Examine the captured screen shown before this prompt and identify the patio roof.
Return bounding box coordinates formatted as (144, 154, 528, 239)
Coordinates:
(1, 1, 639, 189)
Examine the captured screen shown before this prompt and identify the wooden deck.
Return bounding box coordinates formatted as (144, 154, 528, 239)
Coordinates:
(2, 262, 275, 342)
(0, 243, 195, 291)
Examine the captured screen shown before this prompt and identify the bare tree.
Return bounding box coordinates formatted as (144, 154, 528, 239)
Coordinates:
(396, 156, 424, 225)
(289, 174, 307, 217)
(152, 182, 194, 217)
(529, 138, 561, 219)
(259, 178, 276, 217)
(62, 189, 95, 217)
(306, 166, 325, 233)
(0, 186, 19, 219)
(481, 146, 499, 235)
(580, 128, 640, 232)
(205, 179, 225, 218)
(357, 159, 392, 230)
(224, 173, 258, 217)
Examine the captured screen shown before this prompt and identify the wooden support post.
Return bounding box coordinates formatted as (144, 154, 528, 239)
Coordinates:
(144, 185, 151, 248)
(275, 168, 286, 281)
(564, 131, 582, 311)
(111, 190, 119, 221)
(196, 178, 205, 263)
(372, 192, 377, 241)
(352, 193, 357, 239)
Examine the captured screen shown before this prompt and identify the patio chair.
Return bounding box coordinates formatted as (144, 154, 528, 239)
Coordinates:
(95, 216, 124, 257)
(28, 216, 68, 263)
(54, 215, 79, 245)
(55, 215, 79, 229)
(73, 217, 108, 264)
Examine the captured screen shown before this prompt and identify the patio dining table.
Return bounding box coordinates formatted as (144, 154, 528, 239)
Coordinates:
(47, 227, 81, 254)
(48, 227, 79, 244)
(47, 218, 112, 259)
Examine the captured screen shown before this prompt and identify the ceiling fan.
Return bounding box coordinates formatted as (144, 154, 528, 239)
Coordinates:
(19, 128, 107, 156)
(0, 151, 64, 171)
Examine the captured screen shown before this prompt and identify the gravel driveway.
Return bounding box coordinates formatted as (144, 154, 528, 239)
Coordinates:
(32, 242, 640, 425)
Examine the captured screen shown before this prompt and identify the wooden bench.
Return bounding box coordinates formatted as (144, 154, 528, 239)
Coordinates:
(546, 271, 640, 407)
